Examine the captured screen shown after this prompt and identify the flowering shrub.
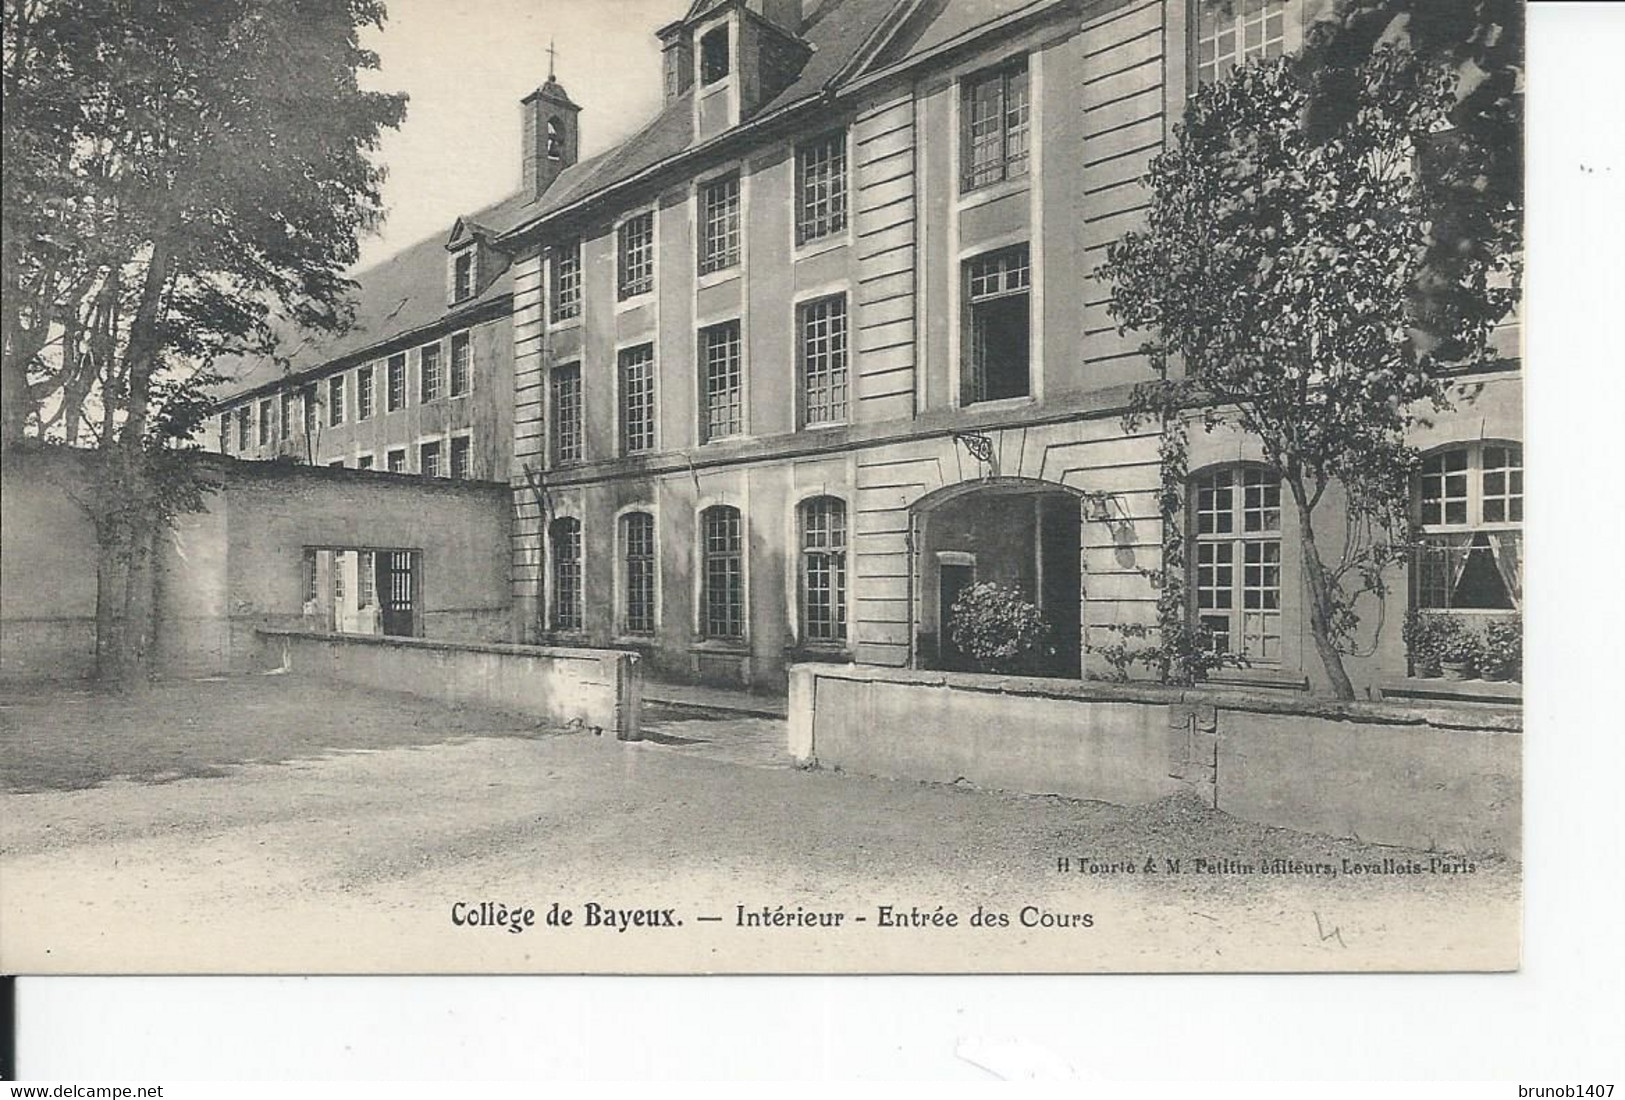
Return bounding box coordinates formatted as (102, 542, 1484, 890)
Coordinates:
(949, 582, 1048, 674)
(1484, 615, 1522, 681)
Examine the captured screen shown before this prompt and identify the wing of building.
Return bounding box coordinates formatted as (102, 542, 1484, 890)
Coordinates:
(205, 0, 1522, 699)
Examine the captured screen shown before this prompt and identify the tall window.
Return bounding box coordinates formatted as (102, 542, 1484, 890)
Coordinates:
(799, 294, 848, 426)
(800, 497, 848, 644)
(698, 173, 741, 275)
(1196, 0, 1286, 86)
(700, 24, 729, 84)
(963, 245, 1031, 403)
(218, 413, 231, 453)
(420, 343, 442, 402)
(1415, 443, 1522, 611)
(961, 57, 1030, 192)
(450, 435, 472, 480)
(622, 511, 656, 635)
(701, 505, 744, 639)
(236, 406, 251, 450)
(796, 131, 848, 245)
(356, 365, 374, 420)
(619, 344, 656, 455)
(358, 551, 375, 607)
(551, 240, 581, 323)
(617, 212, 655, 300)
(280, 392, 295, 438)
(551, 362, 583, 464)
(452, 249, 475, 301)
(699, 321, 743, 442)
(258, 400, 273, 445)
(550, 517, 583, 631)
(1192, 467, 1282, 662)
(387, 354, 406, 412)
(419, 439, 442, 478)
(301, 386, 318, 436)
(328, 375, 345, 427)
(449, 333, 470, 397)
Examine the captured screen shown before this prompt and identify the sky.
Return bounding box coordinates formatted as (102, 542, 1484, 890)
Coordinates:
(353, 0, 691, 270)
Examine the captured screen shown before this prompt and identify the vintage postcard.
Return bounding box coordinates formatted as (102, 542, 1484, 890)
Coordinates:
(0, 0, 1523, 974)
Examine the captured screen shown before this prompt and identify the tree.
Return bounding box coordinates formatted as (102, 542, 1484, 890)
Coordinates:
(1096, 48, 1519, 699)
(2, 0, 406, 683)
(1297, 0, 1523, 357)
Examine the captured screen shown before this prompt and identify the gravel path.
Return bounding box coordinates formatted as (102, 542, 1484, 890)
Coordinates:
(0, 676, 1520, 974)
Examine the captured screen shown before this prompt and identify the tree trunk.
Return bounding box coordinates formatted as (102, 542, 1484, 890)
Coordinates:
(92, 242, 172, 686)
(1288, 476, 1358, 700)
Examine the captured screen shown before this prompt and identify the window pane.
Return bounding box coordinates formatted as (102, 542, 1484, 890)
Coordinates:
(618, 213, 655, 299)
(551, 363, 583, 464)
(551, 518, 583, 631)
(801, 295, 848, 426)
(702, 506, 743, 638)
(552, 241, 582, 322)
(420, 343, 441, 402)
(700, 25, 729, 84)
(620, 344, 656, 454)
(796, 131, 847, 245)
(699, 174, 741, 275)
(701, 321, 743, 441)
(964, 245, 1031, 403)
(623, 512, 656, 634)
(1003, 65, 1030, 180)
(450, 333, 471, 397)
(801, 498, 847, 643)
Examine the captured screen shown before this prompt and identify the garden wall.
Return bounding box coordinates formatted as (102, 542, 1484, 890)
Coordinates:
(788, 664, 1521, 856)
(259, 629, 642, 741)
(0, 446, 513, 682)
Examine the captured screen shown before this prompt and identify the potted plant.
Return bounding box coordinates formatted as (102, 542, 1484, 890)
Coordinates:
(1403, 610, 1444, 678)
(1483, 615, 1522, 681)
(949, 581, 1049, 675)
(1436, 621, 1485, 681)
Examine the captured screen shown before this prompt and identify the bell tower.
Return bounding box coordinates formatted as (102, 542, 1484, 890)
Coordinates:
(522, 46, 580, 199)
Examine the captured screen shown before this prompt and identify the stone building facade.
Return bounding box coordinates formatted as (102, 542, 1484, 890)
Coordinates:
(206, 0, 1522, 699)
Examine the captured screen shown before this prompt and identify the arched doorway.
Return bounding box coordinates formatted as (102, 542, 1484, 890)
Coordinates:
(910, 478, 1085, 678)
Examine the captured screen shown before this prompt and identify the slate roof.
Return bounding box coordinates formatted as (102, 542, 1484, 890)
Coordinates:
(210, 191, 524, 402)
(210, 0, 1052, 404)
(871, 0, 1058, 67)
(502, 0, 910, 235)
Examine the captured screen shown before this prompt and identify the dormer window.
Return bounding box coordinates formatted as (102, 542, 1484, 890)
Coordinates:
(700, 25, 730, 85)
(452, 248, 476, 302)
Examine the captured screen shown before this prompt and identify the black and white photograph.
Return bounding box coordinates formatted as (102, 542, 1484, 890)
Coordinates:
(1, 0, 1528, 977)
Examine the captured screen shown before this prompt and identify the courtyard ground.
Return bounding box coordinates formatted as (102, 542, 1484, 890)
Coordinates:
(0, 674, 1520, 973)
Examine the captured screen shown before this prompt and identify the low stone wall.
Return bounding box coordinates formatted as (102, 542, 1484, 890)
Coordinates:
(789, 665, 1521, 856)
(261, 629, 642, 741)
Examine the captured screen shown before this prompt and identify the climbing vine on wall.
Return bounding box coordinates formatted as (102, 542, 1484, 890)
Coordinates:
(1087, 401, 1228, 686)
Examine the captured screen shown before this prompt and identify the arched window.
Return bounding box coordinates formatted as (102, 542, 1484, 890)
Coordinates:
(550, 517, 582, 631)
(799, 497, 848, 643)
(545, 117, 564, 161)
(1191, 466, 1282, 662)
(700, 505, 744, 639)
(621, 511, 656, 635)
(1415, 443, 1522, 611)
